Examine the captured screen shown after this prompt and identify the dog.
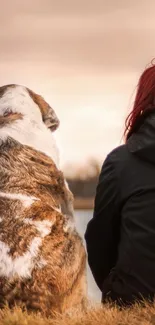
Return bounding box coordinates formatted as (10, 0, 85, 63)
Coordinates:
(0, 85, 87, 316)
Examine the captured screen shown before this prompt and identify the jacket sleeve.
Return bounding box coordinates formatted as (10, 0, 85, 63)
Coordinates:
(84, 154, 121, 291)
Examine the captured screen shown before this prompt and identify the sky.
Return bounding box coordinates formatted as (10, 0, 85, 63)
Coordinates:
(0, 0, 155, 172)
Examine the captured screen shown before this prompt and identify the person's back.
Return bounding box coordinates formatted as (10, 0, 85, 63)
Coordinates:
(85, 63, 155, 305)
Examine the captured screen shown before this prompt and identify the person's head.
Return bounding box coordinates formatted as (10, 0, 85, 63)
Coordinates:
(125, 61, 155, 141)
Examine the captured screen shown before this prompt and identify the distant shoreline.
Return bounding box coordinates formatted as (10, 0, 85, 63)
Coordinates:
(74, 197, 94, 210)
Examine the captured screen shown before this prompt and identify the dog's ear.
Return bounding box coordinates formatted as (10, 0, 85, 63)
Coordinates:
(27, 89, 60, 132)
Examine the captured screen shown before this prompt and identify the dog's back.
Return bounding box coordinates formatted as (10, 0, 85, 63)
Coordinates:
(0, 85, 87, 316)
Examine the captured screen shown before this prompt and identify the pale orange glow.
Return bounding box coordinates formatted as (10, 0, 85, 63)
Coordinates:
(0, 1, 155, 172)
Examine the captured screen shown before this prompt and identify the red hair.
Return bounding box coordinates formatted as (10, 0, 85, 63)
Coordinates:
(125, 61, 155, 141)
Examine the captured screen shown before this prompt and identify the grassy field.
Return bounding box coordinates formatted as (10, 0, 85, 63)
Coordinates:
(1, 302, 155, 325)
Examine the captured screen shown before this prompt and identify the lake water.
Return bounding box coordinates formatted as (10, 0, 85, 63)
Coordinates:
(75, 209, 101, 302)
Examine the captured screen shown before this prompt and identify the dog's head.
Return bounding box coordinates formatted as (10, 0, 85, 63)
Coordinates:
(0, 84, 60, 132)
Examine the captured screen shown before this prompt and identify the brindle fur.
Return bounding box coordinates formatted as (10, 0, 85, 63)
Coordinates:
(0, 85, 87, 317)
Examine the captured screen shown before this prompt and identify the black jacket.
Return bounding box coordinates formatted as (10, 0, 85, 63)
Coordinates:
(85, 112, 155, 304)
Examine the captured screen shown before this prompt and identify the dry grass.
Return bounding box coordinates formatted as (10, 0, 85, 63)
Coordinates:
(1, 302, 155, 325)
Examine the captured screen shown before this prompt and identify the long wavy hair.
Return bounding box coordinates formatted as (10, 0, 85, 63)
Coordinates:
(124, 61, 155, 141)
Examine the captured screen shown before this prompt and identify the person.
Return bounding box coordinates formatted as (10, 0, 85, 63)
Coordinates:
(85, 63, 155, 306)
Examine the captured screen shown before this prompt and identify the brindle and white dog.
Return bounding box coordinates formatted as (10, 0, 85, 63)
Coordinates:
(0, 85, 86, 316)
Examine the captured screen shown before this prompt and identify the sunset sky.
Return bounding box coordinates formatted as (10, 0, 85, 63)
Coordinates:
(0, 0, 155, 171)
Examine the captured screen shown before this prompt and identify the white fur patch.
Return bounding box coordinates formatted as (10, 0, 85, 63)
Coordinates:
(24, 219, 53, 237)
(37, 258, 47, 269)
(0, 218, 53, 279)
(64, 180, 70, 191)
(0, 237, 42, 278)
(0, 191, 38, 208)
(0, 86, 59, 167)
(0, 192, 62, 214)
(54, 205, 61, 213)
(63, 219, 75, 232)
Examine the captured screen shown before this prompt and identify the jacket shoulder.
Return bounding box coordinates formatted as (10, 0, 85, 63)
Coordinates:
(102, 144, 133, 180)
(107, 144, 130, 163)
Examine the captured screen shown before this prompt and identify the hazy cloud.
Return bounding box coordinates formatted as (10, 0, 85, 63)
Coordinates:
(0, 0, 155, 166)
(0, 0, 154, 70)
